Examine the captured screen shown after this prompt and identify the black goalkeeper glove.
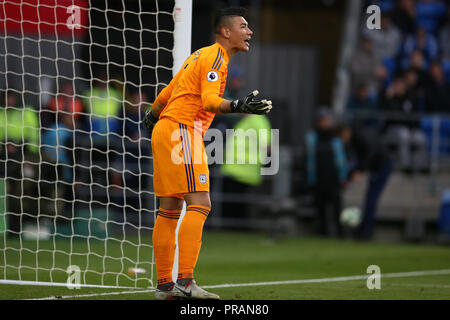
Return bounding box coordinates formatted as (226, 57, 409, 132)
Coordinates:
(230, 90, 272, 115)
(143, 109, 159, 135)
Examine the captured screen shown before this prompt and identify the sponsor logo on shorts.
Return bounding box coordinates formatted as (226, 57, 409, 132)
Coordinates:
(199, 174, 207, 184)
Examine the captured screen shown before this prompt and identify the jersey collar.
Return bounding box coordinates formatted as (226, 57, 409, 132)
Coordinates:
(216, 42, 230, 63)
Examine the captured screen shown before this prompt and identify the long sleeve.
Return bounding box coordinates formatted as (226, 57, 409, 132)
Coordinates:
(200, 47, 227, 113)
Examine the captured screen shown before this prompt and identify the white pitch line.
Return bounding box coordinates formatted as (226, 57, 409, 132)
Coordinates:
(389, 283, 450, 289)
(26, 289, 155, 300)
(201, 269, 450, 289)
(0, 279, 136, 290)
(22, 268, 450, 300)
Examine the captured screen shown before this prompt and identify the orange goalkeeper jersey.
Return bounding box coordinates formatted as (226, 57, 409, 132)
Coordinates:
(154, 42, 230, 135)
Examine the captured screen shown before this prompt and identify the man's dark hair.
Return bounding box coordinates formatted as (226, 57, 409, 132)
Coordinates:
(214, 7, 248, 34)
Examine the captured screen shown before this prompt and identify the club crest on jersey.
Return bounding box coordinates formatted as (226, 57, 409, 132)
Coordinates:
(206, 70, 219, 82)
(199, 174, 207, 184)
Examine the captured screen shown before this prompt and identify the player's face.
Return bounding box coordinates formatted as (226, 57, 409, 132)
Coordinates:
(229, 16, 253, 52)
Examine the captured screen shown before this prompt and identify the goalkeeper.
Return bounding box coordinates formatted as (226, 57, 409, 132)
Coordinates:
(144, 7, 272, 300)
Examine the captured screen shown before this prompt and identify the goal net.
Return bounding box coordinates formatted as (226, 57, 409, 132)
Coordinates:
(0, 0, 191, 290)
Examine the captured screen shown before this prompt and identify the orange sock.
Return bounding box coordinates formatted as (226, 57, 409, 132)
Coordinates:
(152, 208, 181, 286)
(177, 205, 210, 280)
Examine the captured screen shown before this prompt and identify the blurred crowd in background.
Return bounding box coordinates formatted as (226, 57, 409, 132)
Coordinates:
(349, 0, 450, 171)
(299, 0, 450, 240)
(350, 0, 450, 114)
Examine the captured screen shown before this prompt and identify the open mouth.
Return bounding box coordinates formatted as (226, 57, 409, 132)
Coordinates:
(244, 39, 250, 47)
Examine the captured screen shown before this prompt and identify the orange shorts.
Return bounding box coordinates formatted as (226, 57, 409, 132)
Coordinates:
(151, 117, 209, 199)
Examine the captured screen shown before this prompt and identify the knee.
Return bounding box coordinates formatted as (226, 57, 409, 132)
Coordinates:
(184, 192, 211, 209)
(188, 199, 211, 209)
(159, 197, 184, 211)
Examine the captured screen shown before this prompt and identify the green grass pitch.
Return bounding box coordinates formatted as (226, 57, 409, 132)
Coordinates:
(1, 231, 450, 299)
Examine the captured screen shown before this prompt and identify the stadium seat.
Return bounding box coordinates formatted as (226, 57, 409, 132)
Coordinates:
(382, 57, 397, 85)
(377, 0, 395, 12)
(439, 189, 450, 235)
(415, 1, 447, 34)
(442, 59, 450, 83)
(90, 117, 121, 137)
(420, 116, 450, 154)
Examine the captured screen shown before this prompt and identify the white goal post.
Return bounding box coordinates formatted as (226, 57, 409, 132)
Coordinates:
(0, 0, 192, 290)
